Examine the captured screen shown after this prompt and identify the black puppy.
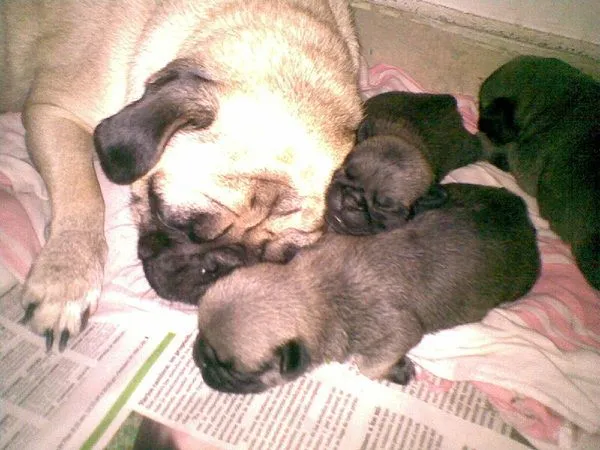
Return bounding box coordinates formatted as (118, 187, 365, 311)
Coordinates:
(478, 55, 600, 289)
(327, 92, 483, 234)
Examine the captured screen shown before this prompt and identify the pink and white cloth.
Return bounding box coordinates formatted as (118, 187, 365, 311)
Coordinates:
(0, 113, 50, 291)
(2, 64, 599, 449)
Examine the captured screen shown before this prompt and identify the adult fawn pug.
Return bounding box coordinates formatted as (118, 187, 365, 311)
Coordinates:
(0, 0, 362, 350)
(478, 55, 600, 289)
(194, 184, 540, 393)
(327, 92, 482, 234)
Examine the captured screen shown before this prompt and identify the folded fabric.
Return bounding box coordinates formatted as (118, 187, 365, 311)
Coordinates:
(0, 113, 49, 290)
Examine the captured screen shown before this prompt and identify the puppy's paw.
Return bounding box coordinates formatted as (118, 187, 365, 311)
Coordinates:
(20, 230, 107, 351)
(386, 357, 416, 385)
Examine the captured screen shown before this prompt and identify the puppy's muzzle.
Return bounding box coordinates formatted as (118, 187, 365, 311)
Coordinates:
(193, 335, 268, 394)
(193, 335, 311, 394)
(325, 179, 409, 235)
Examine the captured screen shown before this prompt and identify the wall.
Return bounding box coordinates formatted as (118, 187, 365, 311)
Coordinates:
(369, 0, 600, 46)
(430, 0, 600, 45)
(352, 2, 600, 98)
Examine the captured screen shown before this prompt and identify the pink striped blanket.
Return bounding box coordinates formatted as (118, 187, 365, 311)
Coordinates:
(2, 64, 599, 449)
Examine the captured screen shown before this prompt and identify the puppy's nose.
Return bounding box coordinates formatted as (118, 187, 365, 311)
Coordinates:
(341, 186, 366, 211)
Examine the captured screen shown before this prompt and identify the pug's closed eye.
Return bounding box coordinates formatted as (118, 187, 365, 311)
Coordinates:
(147, 177, 232, 242)
(199, 246, 248, 277)
(138, 231, 172, 260)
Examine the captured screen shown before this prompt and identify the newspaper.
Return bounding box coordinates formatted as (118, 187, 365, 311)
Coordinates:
(0, 288, 533, 450)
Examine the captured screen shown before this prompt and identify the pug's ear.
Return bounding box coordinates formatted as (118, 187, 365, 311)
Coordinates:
(277, 340, 311, 379)
(94, 59, 217, 184)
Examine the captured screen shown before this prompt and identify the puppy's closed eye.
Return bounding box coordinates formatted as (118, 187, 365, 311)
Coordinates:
(344, 164, 360, 181)
(277, 340, 311, 379)
(373, 193, 400, 211)
(371, 193, 411, 225)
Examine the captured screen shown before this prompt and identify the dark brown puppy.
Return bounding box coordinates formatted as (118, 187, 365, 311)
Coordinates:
(194, 183, 540, 394)
(327, 92, 483, 234)
(478, 55, 600, 289)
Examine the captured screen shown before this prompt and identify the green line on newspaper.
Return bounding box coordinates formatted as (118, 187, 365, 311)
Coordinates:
(80, 332, 176, 450)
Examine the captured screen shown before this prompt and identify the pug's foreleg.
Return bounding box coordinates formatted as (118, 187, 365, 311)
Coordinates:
(20, 105, 107, 351)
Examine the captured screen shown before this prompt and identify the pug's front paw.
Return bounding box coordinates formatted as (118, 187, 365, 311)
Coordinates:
(20, 230, 107, 351)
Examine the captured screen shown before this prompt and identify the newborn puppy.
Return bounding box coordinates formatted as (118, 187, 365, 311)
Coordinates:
(478, 55, 600, 289)
(326, 122, 444, 234)
(194, 184, 540, 393)
(327, 92, 483, 234)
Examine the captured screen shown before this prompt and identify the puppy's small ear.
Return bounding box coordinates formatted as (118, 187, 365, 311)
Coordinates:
(94, 59, 216, 184)
(412, 184, 449, 216)
(356, 117, 377, 143)
(277, 340, 311, 379)
(478, 97, 519, 145)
